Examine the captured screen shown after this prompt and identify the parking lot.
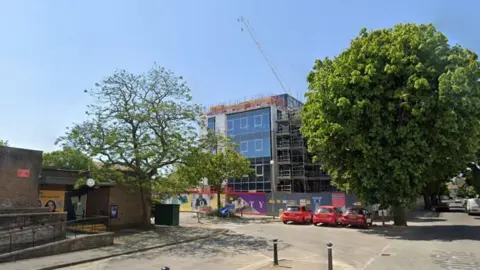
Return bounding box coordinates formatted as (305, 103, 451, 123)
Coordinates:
(59, 210, 480, 270)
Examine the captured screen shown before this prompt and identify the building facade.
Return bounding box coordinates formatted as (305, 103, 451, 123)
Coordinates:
(205, 94, 334, 193)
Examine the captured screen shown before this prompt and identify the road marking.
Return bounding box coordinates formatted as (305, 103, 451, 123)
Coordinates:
(358, 243, 391, 270)
(235, 258, 271, 270)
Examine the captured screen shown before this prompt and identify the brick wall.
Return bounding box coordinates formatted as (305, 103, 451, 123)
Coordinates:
(0, 232, 113, 263)
(86, 188, 110, 216)
(108, 184, 143, 229)
(0, 212, 67, 231)
(0, 223, 67, 254)
(0, 147, 43, 208)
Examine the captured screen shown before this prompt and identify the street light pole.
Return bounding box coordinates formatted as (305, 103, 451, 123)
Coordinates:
(270, 159, 276, 219)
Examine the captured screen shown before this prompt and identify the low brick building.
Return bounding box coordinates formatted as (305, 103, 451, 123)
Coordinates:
(86, 184, 143, 229)
(40, 168, 144, 229)
(0, 147, 43, 208)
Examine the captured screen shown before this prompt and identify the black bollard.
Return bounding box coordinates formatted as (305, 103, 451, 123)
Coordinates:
(273, 239, 279, 266)
(327, 242, 333, 270)
(161, 267, 170, 270)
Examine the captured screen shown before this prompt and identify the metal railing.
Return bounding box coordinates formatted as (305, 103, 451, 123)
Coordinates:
(0, 216, 109, 254)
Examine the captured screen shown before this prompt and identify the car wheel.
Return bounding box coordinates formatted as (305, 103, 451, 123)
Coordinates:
(313, 222, 318, 226)
(283, 220, 287, 224)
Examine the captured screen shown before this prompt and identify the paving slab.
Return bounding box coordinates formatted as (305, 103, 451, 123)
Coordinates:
(0, 226, 226, 270)
(253, 259, 349, 270)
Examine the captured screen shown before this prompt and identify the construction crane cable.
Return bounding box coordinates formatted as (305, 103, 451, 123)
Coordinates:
(237, 16, 292, 96)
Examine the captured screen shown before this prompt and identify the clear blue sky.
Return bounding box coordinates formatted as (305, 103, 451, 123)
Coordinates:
(0, 0, 478, 152)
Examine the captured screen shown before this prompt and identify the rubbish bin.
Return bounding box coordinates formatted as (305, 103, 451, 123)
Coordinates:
(154, 204, 180, 226)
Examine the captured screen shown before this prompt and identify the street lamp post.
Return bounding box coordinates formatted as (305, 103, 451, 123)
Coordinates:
(270, 159, 276, 219)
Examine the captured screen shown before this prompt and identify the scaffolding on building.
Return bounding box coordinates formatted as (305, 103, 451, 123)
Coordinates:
(275, 109, 333, 193)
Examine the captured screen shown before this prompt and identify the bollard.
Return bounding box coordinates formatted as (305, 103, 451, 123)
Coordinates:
(273, 239, 279, 266)
(161, 267, 170, 270)
(326, 242, 333, 270)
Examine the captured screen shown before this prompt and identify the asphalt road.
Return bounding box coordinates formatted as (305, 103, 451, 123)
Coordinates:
(62, 211, 480, 270)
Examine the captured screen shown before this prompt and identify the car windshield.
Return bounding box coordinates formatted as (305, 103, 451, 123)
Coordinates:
(287, 206, 299, 211)
(345, 209, 361, 215)
(316, 208, 332, 213)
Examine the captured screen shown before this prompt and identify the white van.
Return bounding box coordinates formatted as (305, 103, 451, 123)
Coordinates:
(465, 198, 480, 215)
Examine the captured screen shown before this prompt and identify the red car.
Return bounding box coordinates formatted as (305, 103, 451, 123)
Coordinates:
(340, 207, 373, 228)
(312, 206, 343, 226)
(281, 205, 312, 224)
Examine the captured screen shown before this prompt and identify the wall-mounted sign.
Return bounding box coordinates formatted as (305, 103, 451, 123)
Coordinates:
(110, 205, 118, 219)
(17, 169, 30, 178)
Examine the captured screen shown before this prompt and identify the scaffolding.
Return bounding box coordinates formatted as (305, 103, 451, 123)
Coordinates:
(275, 109, 333, 193)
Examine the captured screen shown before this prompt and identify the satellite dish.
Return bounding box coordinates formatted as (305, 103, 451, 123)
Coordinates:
(86, 178, 95, 188)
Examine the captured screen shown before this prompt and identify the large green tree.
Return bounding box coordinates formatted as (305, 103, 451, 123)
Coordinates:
(57, 64, 201, 226)
(301, 24, 480, 225)
(43, 148, 94, 170)
(177, 133, 254, 211)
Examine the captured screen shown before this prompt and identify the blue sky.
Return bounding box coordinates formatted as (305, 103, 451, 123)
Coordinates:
(0, 0, 478, 152)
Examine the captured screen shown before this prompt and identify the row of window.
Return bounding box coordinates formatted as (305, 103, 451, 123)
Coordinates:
(241, 139, 263, 152)
(233, 138, 271, 158)
(227, 182, 271, 192)
(227, 115, 264, 130)
(226, 108, 271, 136)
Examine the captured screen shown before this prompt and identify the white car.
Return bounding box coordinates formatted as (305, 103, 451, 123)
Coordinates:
(465, 198, 480, 215)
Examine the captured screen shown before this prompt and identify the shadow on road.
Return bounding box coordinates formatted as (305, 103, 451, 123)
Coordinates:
(447, 209, 466, 213)
(93, 226, 226, 255)
(361, 225, 480, 242)
(112, 231, 290, 262)
(408, 218, 447, 222)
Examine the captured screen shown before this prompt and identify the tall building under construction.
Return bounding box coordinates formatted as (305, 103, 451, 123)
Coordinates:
(205, 94, 335, 193)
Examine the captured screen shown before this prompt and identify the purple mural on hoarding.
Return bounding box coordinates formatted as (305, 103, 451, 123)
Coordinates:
(225, 193, 267, 214)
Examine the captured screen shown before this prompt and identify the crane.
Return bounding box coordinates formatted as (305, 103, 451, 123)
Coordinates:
(237, 16, 292, 97)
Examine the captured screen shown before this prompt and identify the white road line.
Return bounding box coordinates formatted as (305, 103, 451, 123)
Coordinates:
(235, 258, 271, 270)
(358, 243, 391, 270)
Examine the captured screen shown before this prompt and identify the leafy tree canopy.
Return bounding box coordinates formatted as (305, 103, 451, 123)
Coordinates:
(42, 148, 94, 170)
(56, 64, 201, 225)
(176, 132, 254, 210)
(457, 185, 477, 198)
(0, 140, 9, 147)
(301, 24, 480, 224)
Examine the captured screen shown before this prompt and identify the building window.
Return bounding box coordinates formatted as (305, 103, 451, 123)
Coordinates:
(227, 120, 234, 131)
(241, 141, 248, 153)
(207, 117, 215, 131)
(256, 165, 264, 176)
(254, 115, 262, 127)
(255, 139, 262, 151)
(240, 117, 247, 129)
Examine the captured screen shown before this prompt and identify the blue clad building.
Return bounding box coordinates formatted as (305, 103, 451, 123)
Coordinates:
(205, 94, 333, 193)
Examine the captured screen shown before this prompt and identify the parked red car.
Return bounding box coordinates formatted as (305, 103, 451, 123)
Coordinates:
(281, 205, 312, 224)
(340, 207, 373, 228)
(312, 206, 343, 226)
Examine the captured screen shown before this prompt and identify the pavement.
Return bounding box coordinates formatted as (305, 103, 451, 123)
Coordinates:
(1, 210, 479, 270)
(358, 210, 480, 270)
(0, 226, 226, 270)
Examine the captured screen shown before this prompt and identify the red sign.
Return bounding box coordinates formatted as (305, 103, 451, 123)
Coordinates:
(17, 169, 30, 178)
(331, 192, 346, 208)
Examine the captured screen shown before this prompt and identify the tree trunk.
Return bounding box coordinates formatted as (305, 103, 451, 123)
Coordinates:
(423, 193, 432, 210)
(139, 186, 152, 228)
(392, 205, 408, 226)
(430, 194, 437, 206)
(216, 190, 221, 211)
